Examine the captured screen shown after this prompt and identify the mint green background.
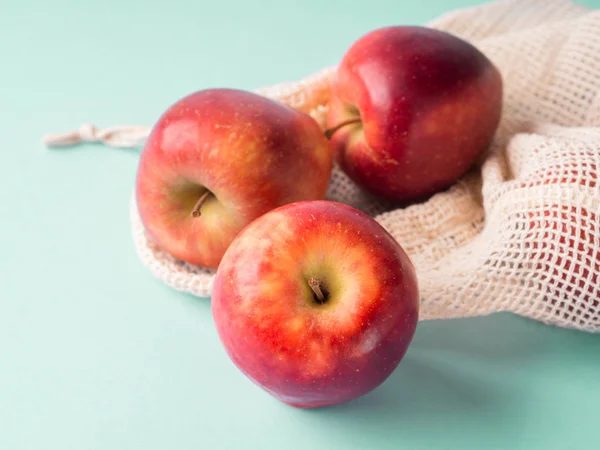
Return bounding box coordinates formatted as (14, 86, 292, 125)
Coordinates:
(2, 1, 600, 449)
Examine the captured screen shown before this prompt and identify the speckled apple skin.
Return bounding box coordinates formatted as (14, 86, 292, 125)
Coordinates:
(212, 201, 419, 408)
(328, 26, 503, 202)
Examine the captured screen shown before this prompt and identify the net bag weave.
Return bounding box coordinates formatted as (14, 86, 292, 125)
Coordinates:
(131, 0, 600, 332)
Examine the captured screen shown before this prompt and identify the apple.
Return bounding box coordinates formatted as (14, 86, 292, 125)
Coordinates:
(526, 161, 599, 318)
(327, 26, 503, 202)
(212, 200, 420, 408)
(528, 206, 599, 320)
(135, 88, 333, 269)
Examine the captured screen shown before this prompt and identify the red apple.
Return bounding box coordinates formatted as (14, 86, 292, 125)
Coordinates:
(526, 161, 599, 318)
(327, 26, 503, 202)
(136, 89, 332, 268)
(212, 200, 419, 408)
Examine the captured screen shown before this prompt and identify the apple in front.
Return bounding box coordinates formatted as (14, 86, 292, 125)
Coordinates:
(212, 201, 419, 408)
(135, 88, 332, 268)
(327, 26, 503, 202)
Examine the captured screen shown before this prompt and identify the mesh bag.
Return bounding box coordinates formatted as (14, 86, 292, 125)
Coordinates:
(130, 0, 600, 332)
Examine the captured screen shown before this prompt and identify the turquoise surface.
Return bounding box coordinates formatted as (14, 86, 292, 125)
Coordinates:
(2, 0, 599, 449)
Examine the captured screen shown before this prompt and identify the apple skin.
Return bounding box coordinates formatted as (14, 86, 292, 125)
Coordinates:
(136, 88, 332, 269)
(327, 26, 503, 202)
(212, 200, 419, 408)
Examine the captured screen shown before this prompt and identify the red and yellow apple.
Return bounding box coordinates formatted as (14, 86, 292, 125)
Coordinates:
(212, 200, 420, 408)
(327, 26, 503, 202)
(136, 88, 332, 268)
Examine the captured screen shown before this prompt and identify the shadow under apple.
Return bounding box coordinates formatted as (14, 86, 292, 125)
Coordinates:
(294, 313, 564, 439)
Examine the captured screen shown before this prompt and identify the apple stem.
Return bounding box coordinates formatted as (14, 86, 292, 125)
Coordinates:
(308, 277, 326, 304)
(324, 118, 361, 140)
(191, 191, 211, 218)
